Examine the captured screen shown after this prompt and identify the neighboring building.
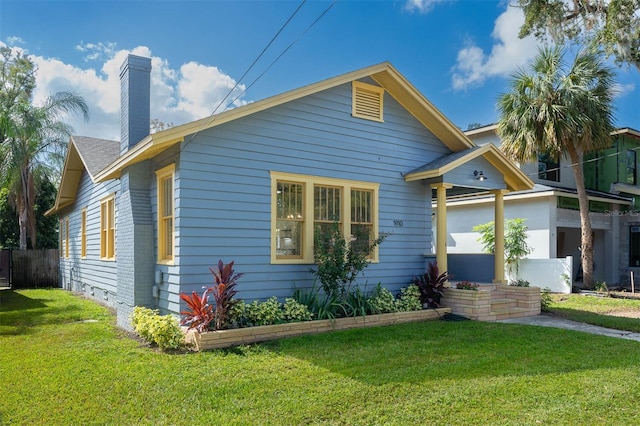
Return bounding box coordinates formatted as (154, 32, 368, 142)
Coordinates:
(444, 124, 633, 286)
(46, 56, 532, 328)
(584, 128, 640, 276)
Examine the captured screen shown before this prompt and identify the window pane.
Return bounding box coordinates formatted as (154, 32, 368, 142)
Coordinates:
(276, 219, 302, 256)
(164, 217, 173, 258)
(277, 182, 303, 220)
(314, 186, 341, 222)
(163, 178, 173, 216)
(351, 189, 373, 257)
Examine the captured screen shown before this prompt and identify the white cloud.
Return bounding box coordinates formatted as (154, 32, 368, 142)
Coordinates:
(451, 5, 540, 90)
(75, 41, 117, 62)
(3, 42, 249, 140)
(6, 36, 24, 45)
(612, 82, 636, 98)
(403, 0, 451, 14)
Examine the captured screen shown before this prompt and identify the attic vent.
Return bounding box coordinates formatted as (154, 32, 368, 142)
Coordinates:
(352, 81, 384, 122)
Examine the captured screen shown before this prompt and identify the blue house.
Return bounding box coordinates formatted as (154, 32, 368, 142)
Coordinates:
(47, 55, 533, 329)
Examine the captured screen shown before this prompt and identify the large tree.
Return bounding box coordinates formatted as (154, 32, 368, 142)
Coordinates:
(497, 46, 615, 288)
(518, 0, 640, 70)
(0, 48, 89, 250)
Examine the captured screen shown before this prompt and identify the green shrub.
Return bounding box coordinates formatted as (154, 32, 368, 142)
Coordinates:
(368, 284, 397, 314)
(594, 281, 608, 292)
(247, 297, 283, 326)
(131, 306, 184, 351)
(283, 298, 314, 322)
(540, 288, 552, 313)
(396, 284, 422, 312)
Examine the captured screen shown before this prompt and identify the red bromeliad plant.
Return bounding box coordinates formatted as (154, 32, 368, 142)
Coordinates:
(179, 260, 244, 331)
(209, 259, 244, 330)
(179, 289, 214, 332)
(411, 261, 450, 308)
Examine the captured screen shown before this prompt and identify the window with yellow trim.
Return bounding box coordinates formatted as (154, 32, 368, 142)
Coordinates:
(80, 208, 87, 258)
(156, 164, 175, 263)
(271, 171, 380, 263)
(100, 195, 116, 260)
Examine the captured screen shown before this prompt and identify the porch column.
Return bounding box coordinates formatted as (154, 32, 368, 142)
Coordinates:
(431, 183, 452, 274)
(493, 189, 507, 284)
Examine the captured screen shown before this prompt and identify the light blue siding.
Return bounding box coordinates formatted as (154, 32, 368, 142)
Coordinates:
(59, 171, 119, 307)
(170, 81, 449, 307)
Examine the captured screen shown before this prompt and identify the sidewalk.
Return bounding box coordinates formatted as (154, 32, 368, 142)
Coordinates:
(497, 314, 640, 342)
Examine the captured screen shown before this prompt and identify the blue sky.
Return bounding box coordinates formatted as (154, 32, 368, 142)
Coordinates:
(1, 0, 638, 141)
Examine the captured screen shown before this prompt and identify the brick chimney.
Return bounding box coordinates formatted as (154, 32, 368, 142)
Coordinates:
(120, 54, 151, 154)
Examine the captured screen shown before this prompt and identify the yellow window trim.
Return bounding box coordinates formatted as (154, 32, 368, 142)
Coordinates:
(270, 171, 380, 264)
(156, 164, 175, 265)
(80, 208, 87, 259)
(100, 193, 116, 261)
(352, 81, 384, 122)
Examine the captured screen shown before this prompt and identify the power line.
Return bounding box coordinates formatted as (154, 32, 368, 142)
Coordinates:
(180, 0, 336, 150)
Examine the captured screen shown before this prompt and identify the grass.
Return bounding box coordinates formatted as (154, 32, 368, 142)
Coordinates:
(549, 292, 640, 332)
(2, 289, 640, 425)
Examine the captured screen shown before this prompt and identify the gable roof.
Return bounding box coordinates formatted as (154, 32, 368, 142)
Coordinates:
(46, 136, 120, 215)
(404, 143, 534, 191)
(94, 62, 475, 181)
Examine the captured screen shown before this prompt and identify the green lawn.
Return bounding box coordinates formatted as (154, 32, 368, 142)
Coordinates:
(549, 292, 640, 332)
(2, 289, 640, 425)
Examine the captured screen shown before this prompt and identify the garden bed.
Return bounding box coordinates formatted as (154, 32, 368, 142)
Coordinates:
(184, 308, 451, 351)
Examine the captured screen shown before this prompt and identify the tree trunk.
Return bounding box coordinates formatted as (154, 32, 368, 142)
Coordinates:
(567, 144, 594, 288)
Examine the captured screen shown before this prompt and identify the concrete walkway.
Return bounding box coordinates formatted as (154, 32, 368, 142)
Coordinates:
(497, 314, 640, 342)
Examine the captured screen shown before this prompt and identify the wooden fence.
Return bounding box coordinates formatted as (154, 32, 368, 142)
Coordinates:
(1, 249, 59, 289)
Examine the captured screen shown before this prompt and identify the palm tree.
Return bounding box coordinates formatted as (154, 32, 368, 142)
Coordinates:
(0, 92, 89, 249)
(497, 46, 615, 288)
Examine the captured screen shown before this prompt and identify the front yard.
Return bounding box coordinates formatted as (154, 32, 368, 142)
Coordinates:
(2, 289, 640, 425)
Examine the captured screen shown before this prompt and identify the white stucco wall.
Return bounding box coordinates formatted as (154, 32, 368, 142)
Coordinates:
(443, 195, 554, 259)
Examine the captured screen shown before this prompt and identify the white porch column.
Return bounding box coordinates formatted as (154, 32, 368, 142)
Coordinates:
(493, 189, 507, 284)
(431, 183, 452, 273)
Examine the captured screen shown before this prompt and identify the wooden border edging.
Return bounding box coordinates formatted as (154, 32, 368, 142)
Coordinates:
(185, 308, 451, 351)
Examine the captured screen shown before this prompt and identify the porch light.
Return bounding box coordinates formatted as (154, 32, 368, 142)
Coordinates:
(474, 170, 487, 181)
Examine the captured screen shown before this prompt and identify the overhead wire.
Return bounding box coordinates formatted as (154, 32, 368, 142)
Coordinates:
(180, 0, 336, 150)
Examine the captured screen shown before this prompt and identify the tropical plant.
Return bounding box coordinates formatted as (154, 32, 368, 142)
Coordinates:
(310, 221, 386, 300)
(497, 46, 615, 288)
(179, 288, 214, 332)
(209, 259, 243, 330)
(411, 261, 449, 308)
(473, 218, 533, 279)
(0, 48, 89, 250)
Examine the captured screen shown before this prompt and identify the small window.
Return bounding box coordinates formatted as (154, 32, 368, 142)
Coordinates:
(538, 154, 559, 182)
(100, 195, 116, 260)
(81, 209, 87, 258)
(352, 81, 384, 122)
(156, 164, 175, 263)
(626, 150, 636, 185)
